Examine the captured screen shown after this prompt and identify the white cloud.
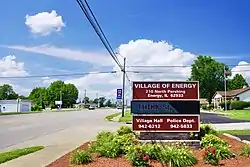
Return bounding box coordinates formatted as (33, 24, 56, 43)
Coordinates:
(231, 61, 250, 79)
(64, 39, 196, 99)
(25, 10, 65, 36)
(4, 45, 113, 66)
(0, 55, 30, 95)
(0, 55, 28, 77)
(1, 39, 198, 100)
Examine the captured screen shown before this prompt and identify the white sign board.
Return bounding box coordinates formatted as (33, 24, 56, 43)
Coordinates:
(55, 101, 62, 105)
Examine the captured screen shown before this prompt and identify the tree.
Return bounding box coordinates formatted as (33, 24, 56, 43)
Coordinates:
(47, 81, 78, 108)
(105, 99, 112, 107)
(28, 87, 48, 108)
(29, 80, 79, 108)
(0, 84, 18, 100)
(228, 74, 248, 90)
(98, 97, 106, 107)
(189, 56, 230, 103)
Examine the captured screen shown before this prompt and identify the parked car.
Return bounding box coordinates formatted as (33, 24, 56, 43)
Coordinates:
(88, 106, 95, 110)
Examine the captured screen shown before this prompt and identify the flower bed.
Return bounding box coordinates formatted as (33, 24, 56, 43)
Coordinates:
(46, 126, 250, 167)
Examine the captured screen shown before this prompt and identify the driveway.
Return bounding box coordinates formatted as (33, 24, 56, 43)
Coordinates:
(0, 109, 122, 167)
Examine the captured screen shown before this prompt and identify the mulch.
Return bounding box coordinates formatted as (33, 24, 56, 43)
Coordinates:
(46, 135, 250, 167)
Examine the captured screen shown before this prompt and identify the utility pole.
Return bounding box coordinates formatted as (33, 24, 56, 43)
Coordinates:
(59, 91, 62, 109)
(40, 92, 42, 106)
(84, 89, 87, 106)
(224, 66, 227, 111)
(122, 57, 126, 117)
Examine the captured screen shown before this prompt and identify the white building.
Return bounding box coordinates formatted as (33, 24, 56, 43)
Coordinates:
(213, 87, 250, 109)
(0, 99, 32, 113)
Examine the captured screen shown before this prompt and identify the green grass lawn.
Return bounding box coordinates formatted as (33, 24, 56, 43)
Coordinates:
(0, 111, 42, 116)
(105, 112, 121, 121)
(0, 146, 44, 164)
(118, 111, 132, 123)
(218, 130, 250, 135)
(225, 110, 250, 120)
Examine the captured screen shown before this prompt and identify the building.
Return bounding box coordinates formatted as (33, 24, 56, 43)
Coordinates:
(0, 99, 32, 113)
(212, 87, 250, 109)
(200, 98, 209, 105)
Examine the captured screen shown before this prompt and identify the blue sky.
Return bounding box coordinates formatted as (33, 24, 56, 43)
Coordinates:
(0, 0, 250, 98)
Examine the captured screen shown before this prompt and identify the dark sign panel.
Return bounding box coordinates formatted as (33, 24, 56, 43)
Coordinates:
(133, 115, 199, 132)
(117, 89, 122, 100)
(132, 81, 199, 100)
(131, 101, 200, 114)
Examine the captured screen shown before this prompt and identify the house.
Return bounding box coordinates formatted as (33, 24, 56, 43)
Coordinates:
(0, 99, 32, 113)
(212, 87, 250, 109)
(200, 98, 209, 105)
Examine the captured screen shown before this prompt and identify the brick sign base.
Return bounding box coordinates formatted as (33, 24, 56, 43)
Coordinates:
(133, 115, 199, 132)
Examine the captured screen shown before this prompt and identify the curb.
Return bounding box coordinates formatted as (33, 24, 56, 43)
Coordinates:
(223, 133, 250, 144)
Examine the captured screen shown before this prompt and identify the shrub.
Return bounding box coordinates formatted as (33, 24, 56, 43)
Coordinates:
(31, 105, 42, 111)
(230, 101, 250, 110)
(96, 131, 114, 142)
(240, 144, 250, 157)
(201, 105, 208, 110)
(203, 147, 219, 165)
(216, 145, 233, 159)
(143, 144, 163, 160)
(219, 101, 231, 110)
(159, 146, 197, 167)
(190, 123, 217, 140)
(201, 134, 228, 148)
(126, 145, 150, 166)
(117, 126, 133, 136)
(95, 139, 121, 158)
(113, 133, 138, 154)
(70, 150, 92, 165)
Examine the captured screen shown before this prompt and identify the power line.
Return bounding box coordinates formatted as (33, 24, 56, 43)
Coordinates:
(126, 63, 250, 68)
(75, 0, 122, 69)
(0, 71, 117, 79)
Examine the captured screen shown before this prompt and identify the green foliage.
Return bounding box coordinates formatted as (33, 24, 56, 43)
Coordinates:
(228, 74, 248, 90)
(126, 145, 150, 166)
(143, 144, 163, 160)
(230, 101, 250, 110)
(158, 146, 197, 167)
(96, 131, 115, 141)
(117, 126, 133, 136)
(189, 56, 229, 103)
(70, 150, 92, 165)
(201, 134, 232, 160)
(190, 123, 217, 140)
(31, 105, 43, 111)
(113, 133, 137, 154)
(105, 112, 121, 121)
(201, 134, 229, 148)
(0, 146, 44, 164)
(29, 81, 78, 108)
(0, 84, 18, 100)
(203, 147, 219, 165)
(219, 101, 231, 109)
(240, 144, 250, 157)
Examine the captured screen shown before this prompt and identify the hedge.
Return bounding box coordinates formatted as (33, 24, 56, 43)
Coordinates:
(230, 101, 250, 110)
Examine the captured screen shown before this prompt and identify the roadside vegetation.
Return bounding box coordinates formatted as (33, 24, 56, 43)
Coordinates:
(219, 130, 250, 135)
(118, 111, 132, 123)
(0, 146, 44, 164)
(105, 112, 121, 121)
(66, 124, 250, 167)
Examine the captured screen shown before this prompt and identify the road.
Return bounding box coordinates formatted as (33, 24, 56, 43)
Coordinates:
(0, 109, 123, 167)
(200, 112, 250, 124)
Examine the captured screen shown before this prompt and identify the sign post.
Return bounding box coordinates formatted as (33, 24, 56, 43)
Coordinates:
(131, 81, 200, 141)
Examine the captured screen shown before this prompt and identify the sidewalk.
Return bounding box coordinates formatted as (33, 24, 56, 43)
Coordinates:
(211, 122, 250, 130)
(0, 122, 121, 167)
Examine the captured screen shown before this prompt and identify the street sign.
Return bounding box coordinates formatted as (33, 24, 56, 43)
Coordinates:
(55, 101, 62, 105)
(116, 89, 122, 100)
(132, 81, 199, 100)
(132, 115, 200, 132)
(131, 100, 200, 114)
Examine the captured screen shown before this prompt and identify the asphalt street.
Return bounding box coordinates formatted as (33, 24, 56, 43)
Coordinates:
(0, 109, 121, 150)
(200, 113, 250, 124)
